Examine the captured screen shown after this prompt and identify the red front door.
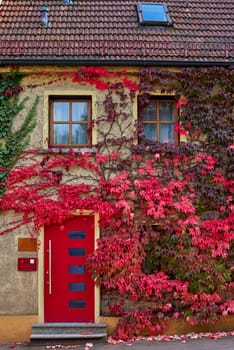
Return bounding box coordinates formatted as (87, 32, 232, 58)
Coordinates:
(44, 215, 95, 322)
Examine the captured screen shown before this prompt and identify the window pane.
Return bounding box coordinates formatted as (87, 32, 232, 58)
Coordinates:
(160, 102, 174, 121)
(142, 102, 157, 121)
(54, 124, 69, 144)
(72, 124, 88, 144)
(160, 124, 174, 143)
(72, 102, 88, 121)
(143, 124, 157, 141)
(53, 102, 69, 121)
(142, 4, 167, 22)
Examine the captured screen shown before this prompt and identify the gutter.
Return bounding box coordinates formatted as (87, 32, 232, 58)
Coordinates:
(0, 58, 233, 67)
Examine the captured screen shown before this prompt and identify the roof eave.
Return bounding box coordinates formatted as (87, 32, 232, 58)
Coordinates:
(0, 58, 233, 67)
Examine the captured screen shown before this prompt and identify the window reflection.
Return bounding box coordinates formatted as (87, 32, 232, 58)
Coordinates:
(142, 4, 167, 22)
(72, 124, 88, 144)
(72, 102, 88, 121)
(54, 124, 69, 144)
(143, 124, 157, 141)
(142, 102, 157, 121)
(160, 124, 174, 143)
(54, 102, 69, 121)
(159, 102, 174, 121)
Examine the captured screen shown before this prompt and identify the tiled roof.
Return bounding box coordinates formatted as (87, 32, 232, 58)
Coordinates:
(0, 0, 233, 64)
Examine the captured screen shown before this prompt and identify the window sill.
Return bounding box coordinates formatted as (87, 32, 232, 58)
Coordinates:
(33, 147, 98, 154)
(132, 142, 179, 153)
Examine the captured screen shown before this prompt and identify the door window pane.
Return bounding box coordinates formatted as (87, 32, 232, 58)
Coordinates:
(69, 248, 85, 256)
(68, 230, 86, 239)
(69, 300, 86, 309)
(72, 102, 88, 121)
(69, 282, 86, 292)
(53, 102, 69, 121)
(54, 124, 69, 144)
(69, 265, 86, 274)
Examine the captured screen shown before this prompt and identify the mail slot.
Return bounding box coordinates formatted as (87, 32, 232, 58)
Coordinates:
(18, 258, 37, 271)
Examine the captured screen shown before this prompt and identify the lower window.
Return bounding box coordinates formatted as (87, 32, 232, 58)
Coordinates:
(49, 97, 92, 147)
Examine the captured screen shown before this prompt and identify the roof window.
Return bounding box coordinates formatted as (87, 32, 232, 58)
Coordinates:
(137, 2, 172, 26)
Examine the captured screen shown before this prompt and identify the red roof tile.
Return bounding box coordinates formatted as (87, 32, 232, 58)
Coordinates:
(0, 0, 233, 64)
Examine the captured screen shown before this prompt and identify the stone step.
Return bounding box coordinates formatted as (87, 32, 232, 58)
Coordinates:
(30, 323, 107, 345)
(31, 322, 107, 334)
(31, 333, 107, 339)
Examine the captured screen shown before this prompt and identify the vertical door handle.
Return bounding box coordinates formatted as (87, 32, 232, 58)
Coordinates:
(48, 239, 52, 295)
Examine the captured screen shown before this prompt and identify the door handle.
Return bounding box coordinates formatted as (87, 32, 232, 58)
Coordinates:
(48, 239, 52, 295)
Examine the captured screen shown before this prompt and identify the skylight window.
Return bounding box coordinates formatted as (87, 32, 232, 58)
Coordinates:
(137, 3, 172, 26)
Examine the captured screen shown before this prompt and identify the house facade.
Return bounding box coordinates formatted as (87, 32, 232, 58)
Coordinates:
(0, 0, 233, 343)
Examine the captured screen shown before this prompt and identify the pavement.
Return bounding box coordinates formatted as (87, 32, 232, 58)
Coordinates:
(0, 335, 234, 350)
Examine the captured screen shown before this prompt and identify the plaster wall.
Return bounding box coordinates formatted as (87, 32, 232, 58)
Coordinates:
(0, 315, 38, 342)
(0, 221, 38, 315)
(18, 74, 101, 150)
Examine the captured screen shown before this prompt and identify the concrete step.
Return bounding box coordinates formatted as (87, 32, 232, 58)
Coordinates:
(30, 323, 107, 345)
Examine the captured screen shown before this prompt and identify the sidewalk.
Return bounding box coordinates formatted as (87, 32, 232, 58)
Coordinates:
(102, 336, 234, 350)
(1, 334, 234, 350)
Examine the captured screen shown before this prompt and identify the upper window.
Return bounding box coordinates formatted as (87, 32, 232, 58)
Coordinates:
(137, 2, 172, 26)
(139, 97, 177, 144)
(49, 97, 92, 147)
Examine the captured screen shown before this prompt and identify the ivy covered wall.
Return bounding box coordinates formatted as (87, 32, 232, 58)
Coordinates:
(0, 66, 233, 340)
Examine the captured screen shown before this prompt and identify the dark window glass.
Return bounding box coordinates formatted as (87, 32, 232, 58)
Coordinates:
(69, 282, 86, 292)
(69, 300, 86, 309)
(69, 265, 86, 274)
(68, 230, 86, 239)
(69, 248, 85, 256)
